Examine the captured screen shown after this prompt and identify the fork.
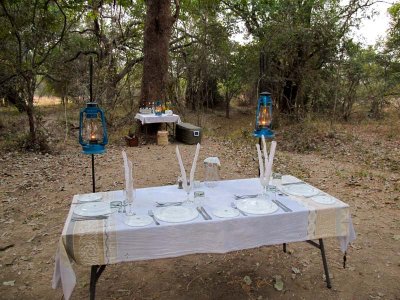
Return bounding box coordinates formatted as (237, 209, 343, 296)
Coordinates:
(148, 210, 160, 225)
(231, 202, 247, 216)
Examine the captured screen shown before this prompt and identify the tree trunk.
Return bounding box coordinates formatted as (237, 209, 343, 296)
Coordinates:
(26, 94, 36, 144)
(140, 0, 179, 105)
(24, 74, 37, 146)
(225, 92, 230, 119)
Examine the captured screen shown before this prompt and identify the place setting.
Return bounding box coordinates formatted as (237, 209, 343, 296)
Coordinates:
(173, 143, 213, 222)
(232, 137, 285, 215)
(70, 192, 118, 221)
(278, 175, 337, 205)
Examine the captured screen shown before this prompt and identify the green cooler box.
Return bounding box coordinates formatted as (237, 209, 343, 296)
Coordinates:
(175, 123, 202, 144)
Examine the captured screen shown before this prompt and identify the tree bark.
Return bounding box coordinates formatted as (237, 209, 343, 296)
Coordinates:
(140, 0, 179, 105)
(225, 92, 230, 119)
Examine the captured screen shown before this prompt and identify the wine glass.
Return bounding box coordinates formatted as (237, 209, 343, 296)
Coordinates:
(259, 177, 271, 201)
(272, 173, 282, 187)
(124, 187, 136, 216)
(183, 180, 193, 205)
(272, 173, 282, 200)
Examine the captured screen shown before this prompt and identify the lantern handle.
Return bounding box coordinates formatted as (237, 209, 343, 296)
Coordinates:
(99, 109, 108, 146)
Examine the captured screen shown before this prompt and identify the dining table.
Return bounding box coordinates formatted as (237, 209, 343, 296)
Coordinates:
(52, 176, 356, 300)
(134, 113, 181, 140)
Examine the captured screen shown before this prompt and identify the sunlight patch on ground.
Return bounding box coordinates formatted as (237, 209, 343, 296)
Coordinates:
(34, 96, 61, 106)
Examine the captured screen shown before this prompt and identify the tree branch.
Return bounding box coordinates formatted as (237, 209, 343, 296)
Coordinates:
(171, 0, 180, 22)
(0, 1, 23, 66)
(64, 50, 100, 63)
(34, 0, 67, 68)
(114, 56, 144, 85)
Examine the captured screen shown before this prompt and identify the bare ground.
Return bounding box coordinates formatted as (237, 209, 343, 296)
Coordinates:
(0, 107, 399, 300)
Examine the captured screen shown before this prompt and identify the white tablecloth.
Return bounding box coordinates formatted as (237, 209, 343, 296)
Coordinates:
(134, 113, 181, 125)
(53, 178, 355, 299)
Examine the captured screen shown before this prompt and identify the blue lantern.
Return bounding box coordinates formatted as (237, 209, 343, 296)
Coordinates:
(154, 100, 163, 116)
(79, 102, 108, 154)
(254, 91, 274, 138)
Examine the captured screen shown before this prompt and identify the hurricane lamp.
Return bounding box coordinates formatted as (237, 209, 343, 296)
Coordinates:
(254, 91, 274, 138)
(79, 102, 108, 154)
(155, 100, 163, 116)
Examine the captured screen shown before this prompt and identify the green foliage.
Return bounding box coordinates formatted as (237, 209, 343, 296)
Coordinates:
(1, 0, 399, 153)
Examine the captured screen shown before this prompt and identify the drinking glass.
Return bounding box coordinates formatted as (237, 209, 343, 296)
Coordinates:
(259, 178, 272, 201)
(183, 181, 193, 205)
(272, 173, 282, 200)
(272, 173, 282, 187)
(124, 187, 136, 216)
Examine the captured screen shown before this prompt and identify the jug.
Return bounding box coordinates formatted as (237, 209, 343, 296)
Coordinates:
(204, 157, 220, 187)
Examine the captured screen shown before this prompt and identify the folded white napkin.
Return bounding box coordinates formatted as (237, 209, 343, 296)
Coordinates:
(122, 150, 134, 202)
(256, 136, 277, 186)
(176, 143, 201, 192)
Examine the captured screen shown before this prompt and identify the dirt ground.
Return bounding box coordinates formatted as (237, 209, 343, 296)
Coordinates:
(0, 107, 399, 299)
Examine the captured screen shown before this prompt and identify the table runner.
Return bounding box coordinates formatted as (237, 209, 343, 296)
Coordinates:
(134, 113, 181, 125)
(52, 177, 355, 299)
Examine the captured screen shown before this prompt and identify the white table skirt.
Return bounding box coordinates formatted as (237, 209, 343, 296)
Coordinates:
(53, 178, 355, 300)
(134, 113, 181, 125)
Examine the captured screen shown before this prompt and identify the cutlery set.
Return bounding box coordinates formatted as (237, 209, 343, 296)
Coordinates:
(231, 202, 247, 216)
(234, 192, 293, 213)
(148, 210, 160, 225)
(196, 207, 212, 220)
(72, 190, 295, 224)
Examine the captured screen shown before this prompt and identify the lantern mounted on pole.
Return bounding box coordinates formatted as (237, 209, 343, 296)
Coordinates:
(79, 102, 108, 154)
(254, 91, 274, 138)
(78, 57, 108, 192)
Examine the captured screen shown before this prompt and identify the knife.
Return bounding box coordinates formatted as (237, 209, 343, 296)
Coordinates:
(272, 199, 292, 212)
(200, 206, 212, 220)
(71, 215, 108, 221)
(196, 207, 207, 220)
(281, 181, 305, 186)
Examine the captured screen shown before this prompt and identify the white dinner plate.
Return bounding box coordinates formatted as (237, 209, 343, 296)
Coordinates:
(153, 206, 198, 223)
(236, 199, 278, 215)
(281, 175, 302, 185)
(76, 193, 102, 202)
(212, 207, 239, 218)
(73, 202, 112, 217)
(281, 184, 319, 197)
(311, 195, 336, 205)
(124, 215, 153, 227)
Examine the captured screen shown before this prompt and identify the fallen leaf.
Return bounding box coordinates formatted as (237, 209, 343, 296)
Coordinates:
(273, 275, 284, 291)
(243, 275, 252, 286)
(3, 281, 15, 286)
(291, 267, 301, 274)
(392, 235, 400, 241)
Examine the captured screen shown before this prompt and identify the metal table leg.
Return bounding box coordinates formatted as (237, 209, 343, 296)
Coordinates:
(90, 265, 106, 300)
(306, 239, 332, 288)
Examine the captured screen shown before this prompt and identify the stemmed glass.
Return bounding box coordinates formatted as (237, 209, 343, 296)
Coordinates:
(259, 177, 272, 201)
(124, 186, 136, 216)
(183, 180, 193, 205)
(272, 173, 282, 199)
